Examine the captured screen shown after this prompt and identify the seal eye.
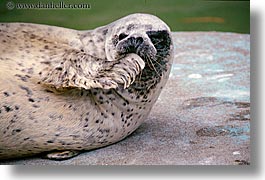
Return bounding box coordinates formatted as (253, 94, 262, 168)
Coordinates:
(118, 33, 128, 41)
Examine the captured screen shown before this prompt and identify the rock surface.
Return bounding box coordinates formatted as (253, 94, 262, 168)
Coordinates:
(0, 32, 250, 165)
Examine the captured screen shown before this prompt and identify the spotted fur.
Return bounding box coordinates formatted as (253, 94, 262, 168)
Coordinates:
(0, 13, 173, 160)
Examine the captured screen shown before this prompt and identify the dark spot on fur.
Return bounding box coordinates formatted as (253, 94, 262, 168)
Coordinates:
(32, 104, 39, 108)
(17, 62, 23, 67)
(40, 61, 51, 65)
(26, 68, 34, 74)
(47, 140, 54, 143)
(55, 67, 63, 71)
(3, 92, 10, 97)
(15, 74, 30, 82)
(105, 90, 112, 95)
(45, 89, 54, 93)
(70, 134, 80, 139)
(140, 91, 145, 95)
(19, 85, 33, 96)
(12, 129, 21, 135)
(28, 98, 35, 102)
(127, 114, 133, 119)
(30, 34, 36, 39)
(102, 29, 108, 35)
(127, 24, 135, 30)
(4, 106, 12, 112)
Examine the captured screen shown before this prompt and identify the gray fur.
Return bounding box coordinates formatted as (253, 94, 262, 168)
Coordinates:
(0, 13, 173, 160)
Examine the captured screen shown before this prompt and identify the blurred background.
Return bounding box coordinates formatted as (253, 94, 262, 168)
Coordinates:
(0, 0, 249, 33)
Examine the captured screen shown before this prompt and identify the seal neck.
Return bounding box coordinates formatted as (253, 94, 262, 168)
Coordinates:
(79, 27, 108, 60)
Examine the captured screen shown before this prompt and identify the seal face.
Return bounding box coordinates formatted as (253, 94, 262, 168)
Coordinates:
(0, 13, 173, 160)
(105, 14, 171, 62)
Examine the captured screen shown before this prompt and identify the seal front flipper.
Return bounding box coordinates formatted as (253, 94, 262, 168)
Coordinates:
(41, 49, 119, 91)
(41, 51, 145, 91)
(44, 150, 80, 161)
(101, 53, 145, 89)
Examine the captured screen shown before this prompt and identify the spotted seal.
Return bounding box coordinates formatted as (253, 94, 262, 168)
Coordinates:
(0, 13, 173, 160)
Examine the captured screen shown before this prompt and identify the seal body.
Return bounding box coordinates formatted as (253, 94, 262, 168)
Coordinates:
(0, 13, 173, 160)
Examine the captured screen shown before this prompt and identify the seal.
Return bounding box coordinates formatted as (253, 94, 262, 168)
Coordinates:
(0, 13, 173, 160)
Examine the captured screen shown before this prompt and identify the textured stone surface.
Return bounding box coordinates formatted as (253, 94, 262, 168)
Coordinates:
(0, 32, 250, 165)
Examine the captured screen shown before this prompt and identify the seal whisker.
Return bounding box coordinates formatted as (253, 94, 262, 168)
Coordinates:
(153, 39, 164, 46)
(155, 54, 164, 58)
(147, 56, 159, 76)
(153, 57, 164, 68)
(144, 54, 153, 70)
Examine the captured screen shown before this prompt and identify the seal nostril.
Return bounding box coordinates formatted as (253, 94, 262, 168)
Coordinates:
(135, 37, 143, 48)
(136, 37, 143, 44)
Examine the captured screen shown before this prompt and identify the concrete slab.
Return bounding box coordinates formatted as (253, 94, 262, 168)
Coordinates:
(1, 32, 250, 165)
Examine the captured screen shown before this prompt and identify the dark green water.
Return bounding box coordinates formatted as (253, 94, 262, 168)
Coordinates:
(0, 0, 249, 33)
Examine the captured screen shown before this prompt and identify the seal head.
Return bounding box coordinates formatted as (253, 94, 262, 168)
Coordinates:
(105, 13, 171, 64)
